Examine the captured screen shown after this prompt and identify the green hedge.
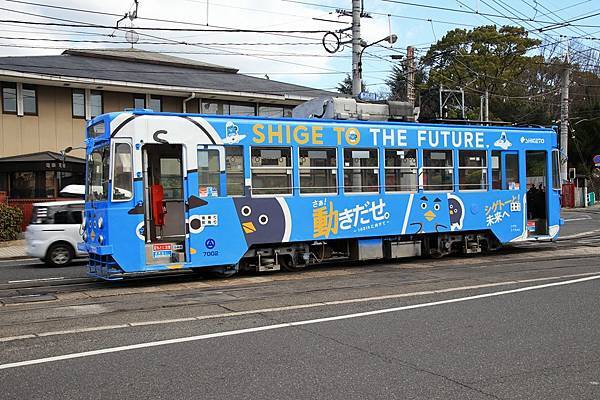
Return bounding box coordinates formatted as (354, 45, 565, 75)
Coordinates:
(0, 203, 23, 242)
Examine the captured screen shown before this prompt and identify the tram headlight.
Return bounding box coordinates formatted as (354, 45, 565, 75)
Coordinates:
(98, 235, 104, 245)
(97, 217, 103, 229)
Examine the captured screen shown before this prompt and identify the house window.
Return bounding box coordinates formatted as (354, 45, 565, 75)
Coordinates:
(384, 149, 417, 192)
(149, 95, 162, 112)
(458, 150, 487, 191)
(299, 147, 337, 194)
(72, 89, 85, 118)
(225, 146, 244, 196)
(423, 149, 453, 191)
(22, 85, 37, 115)
(258, 105, 284, 118)
(201, 100, 229, 114)
(343, 148, 379, 193)
(133, 95, 145, 109)
(2, 82, 16, 114)
(251, 147, 292, 195)
(230, 102, 256, 116)
(90, 90, 103, 118)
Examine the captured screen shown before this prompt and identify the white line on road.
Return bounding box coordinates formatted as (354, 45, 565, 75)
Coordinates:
(7, 277, 65, 284)
(563, 216, 592, 222)
(0, 271, 598, 344)
(1, 274, 599, 370)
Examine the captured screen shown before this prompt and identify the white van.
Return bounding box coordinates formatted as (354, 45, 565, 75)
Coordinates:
(25, 200, 86, 266)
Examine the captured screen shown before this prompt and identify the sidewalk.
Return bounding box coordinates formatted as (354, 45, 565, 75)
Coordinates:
(0, 240, 27, 259)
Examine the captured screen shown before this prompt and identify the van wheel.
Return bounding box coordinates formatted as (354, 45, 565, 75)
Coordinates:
(46, 243, 74, 267)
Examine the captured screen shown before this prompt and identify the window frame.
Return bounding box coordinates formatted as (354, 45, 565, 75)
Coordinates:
(505, 151, 520, 190)
(225, 146, 245, 197)
(22, 84, 37, 116)
(71, 89, 86, 119)
(133, 94, 146, 110)
(1, 82, 16, 115)
(458, 150, 488, 192)
(384, 148, 418, 193)
(149, 95, 162, 112)
(197, 146, 225, 198)
(422, 149, 454, 192)
(552, 149, 561, 190)
(298, 146, 338, 195)
(250, 146, 293, 196)
(342, 147, 379, 194)
(90, 90, 104, 118)
(110, 140, 133, 202)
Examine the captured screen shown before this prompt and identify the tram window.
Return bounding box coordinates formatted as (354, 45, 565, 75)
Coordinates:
(552, 149, 561, 190)
(491, 151, 502, 189)
(160, 158, 183, 199)
(225, 146, 244, 196)
(87, 146, 109, 201)
(506, 153, 520, 190)
(112, 143, 133, 201)
(384, 149, 417, 192)
(251, 147, 292, 195)
(423, 150, 453, 191)
(343, 148, 378, 193)
(198, 149, 221, 197)
(299, 147, 337, 194)
(458, 150, 487, 191)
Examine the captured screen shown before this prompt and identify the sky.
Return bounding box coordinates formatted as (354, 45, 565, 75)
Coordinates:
(0, 0, 599, 94)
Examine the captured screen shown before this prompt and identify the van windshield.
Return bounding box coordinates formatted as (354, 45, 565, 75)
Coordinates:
(87, 145, 109, 202)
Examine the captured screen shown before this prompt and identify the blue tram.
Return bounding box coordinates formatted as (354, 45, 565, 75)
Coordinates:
(78, 110, 561, 279)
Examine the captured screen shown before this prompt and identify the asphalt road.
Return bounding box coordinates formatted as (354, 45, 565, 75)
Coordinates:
(0, 208, 598, 284)
(0, 273, 598, 399)
(0, 208, 599, 399)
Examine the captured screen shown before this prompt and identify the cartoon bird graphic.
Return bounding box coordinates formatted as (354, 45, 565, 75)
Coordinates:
(409, 195, 450, 234)
(494, 131, 512, 150)
(233, 197, 291, 246)
(447, 193, 465, 231)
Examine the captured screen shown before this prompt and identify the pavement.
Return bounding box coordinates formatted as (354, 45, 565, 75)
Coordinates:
(0, 239, 27, 259)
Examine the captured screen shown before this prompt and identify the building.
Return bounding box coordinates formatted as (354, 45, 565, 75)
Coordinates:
(0, 48, 331, 200)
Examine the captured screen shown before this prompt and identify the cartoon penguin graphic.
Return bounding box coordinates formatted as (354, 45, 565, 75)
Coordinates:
(494, 131, 512, 150)
(223, 121, 246, 144)
(409, 196, 450, 234)
(447, 193, 465, 231)
(233, 197, 291, 246)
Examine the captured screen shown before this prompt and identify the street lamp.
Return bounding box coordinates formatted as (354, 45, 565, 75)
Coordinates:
(356, 34, 398, 95)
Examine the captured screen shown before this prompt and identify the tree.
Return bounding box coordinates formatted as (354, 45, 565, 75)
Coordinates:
(385, 63, 425, 102)
(337, 74, 367, 95)
(416, 25, 544, 120)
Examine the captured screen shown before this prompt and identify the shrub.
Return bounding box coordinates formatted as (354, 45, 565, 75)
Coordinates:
(0, 203, 22, 241)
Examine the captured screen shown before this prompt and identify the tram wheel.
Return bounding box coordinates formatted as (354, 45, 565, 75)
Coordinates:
(279, 254, 306, 272)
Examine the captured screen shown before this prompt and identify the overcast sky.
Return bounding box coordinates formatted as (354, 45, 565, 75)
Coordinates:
(0, 0, 599, 94)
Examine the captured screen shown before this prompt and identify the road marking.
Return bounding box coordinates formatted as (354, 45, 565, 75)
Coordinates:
(563, 215, 592, 222)
(1, 271, 599, 343)
(8, 277, 65, 284)
(559, 228, 600, 239)
(1, 274, 599, 370)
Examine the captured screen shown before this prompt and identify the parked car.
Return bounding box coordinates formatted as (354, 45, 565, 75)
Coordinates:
(25, 200, 86, 266)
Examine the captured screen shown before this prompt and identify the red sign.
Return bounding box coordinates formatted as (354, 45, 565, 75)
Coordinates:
(152, 243, 172, 251)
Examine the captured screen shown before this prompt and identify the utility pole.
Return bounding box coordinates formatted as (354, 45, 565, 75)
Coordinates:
(406, 46, 416, 106)
(485, 89, 489, 123)
(351, 0, 362, 96)
(560, 47, 570, 183)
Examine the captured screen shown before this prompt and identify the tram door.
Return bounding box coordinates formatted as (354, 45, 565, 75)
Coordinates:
(525, 150, 549, 236)
(142, 144, 187, 265)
